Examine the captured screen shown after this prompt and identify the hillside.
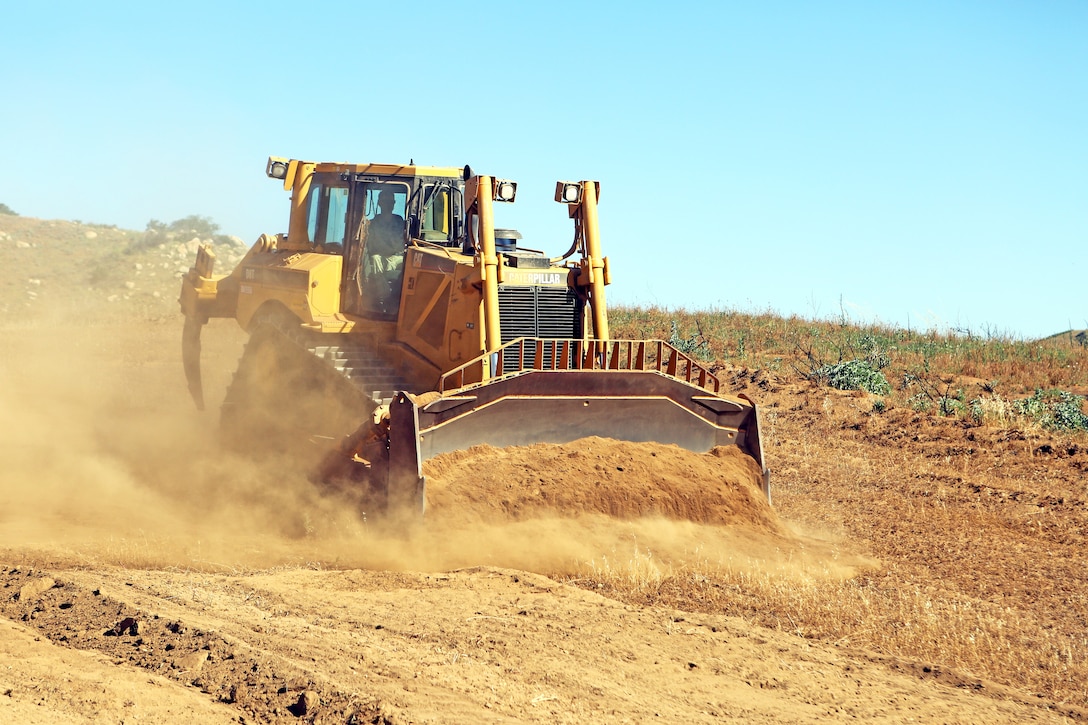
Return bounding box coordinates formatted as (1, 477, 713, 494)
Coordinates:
(0, 214, 246, 320)
(2, 213, 1087, 723)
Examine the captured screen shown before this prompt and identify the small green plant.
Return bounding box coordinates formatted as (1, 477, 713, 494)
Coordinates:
(668, 320, 712, 361)
(0, 203, 17, 215)
(872, 398, 887, 413)
(1013, 389, 1088, 432)
(855, 332, 892, 370)
(908, 393, 932, 412)
(938, 395, 966, 417)
(901, 371, 971, 419)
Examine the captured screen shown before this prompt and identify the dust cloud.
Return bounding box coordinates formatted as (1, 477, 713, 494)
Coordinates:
(0, 308, 867, 584)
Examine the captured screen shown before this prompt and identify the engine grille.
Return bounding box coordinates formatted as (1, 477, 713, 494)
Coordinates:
(497, 286, 583, 373)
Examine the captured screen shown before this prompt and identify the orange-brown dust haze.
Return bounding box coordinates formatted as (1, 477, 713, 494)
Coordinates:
(1, 312, 867, 581)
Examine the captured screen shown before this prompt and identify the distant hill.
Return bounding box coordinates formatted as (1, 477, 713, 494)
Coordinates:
(0, 215, 248, 319)
(1039, 329, 1088, 347)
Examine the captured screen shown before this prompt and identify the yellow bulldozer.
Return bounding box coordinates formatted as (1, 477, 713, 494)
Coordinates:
(180, 157, 769, 514)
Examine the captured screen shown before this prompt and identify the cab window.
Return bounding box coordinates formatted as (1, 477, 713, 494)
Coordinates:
(420, 185, 452, 242)
(306, 184, 349, 247)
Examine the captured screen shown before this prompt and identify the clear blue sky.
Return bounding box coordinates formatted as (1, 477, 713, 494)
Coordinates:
(3, 2, 1085, 339)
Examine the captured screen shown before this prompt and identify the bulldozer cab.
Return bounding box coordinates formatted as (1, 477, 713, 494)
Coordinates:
(325, 175, 460, 318)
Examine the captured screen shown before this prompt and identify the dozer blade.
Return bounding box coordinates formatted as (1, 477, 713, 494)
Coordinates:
(383, 368, 770, 508)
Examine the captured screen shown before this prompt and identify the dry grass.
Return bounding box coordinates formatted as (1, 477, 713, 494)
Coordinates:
(572, 552, 1087, 705)
(611, 304, 1088, 398)
(564, 305, 1088, 709)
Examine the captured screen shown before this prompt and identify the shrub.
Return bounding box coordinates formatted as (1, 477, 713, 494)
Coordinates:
(0, 203, 17, 215)
(1013, 389, 1088, 432)
(813, 359, 892, 395)
(1052, 393, 1088, 431)
(128, 215, 233, 253)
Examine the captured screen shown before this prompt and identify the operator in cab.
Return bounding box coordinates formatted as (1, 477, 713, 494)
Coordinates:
(362, 187, 407, 312)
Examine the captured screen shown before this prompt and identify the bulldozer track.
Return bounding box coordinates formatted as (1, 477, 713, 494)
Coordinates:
(219, 322, 410, 456)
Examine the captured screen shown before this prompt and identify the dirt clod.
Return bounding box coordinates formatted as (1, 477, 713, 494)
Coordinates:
(18, 577, 56, 602)
(289, 690, 320, 716)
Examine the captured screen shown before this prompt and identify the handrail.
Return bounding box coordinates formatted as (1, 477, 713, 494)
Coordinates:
(438, 338, 721, 395)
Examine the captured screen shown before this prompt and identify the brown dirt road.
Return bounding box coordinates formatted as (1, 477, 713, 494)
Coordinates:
(1, 216, 1084, 722)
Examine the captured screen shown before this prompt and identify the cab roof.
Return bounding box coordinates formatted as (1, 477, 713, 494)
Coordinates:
(300, 159, 464, 179)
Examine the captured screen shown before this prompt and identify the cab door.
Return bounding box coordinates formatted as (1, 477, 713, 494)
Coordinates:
(343, 179, 411, 318)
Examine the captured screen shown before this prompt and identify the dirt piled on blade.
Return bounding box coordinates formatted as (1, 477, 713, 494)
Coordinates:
(424, 436, 782, 533)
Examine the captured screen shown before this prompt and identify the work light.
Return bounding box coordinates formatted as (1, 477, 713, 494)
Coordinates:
(493, 179, 517, 202)
(266, 158, 289, 180)
(554, 181, 583, 204)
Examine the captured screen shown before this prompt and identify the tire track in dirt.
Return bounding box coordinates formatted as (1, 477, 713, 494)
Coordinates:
(0, 567, 386, 723)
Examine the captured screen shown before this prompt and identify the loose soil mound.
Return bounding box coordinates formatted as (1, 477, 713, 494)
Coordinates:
(424, 437, 781, 533)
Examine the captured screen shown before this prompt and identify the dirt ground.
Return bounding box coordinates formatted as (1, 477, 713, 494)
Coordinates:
(1, 216, 1085, 723)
